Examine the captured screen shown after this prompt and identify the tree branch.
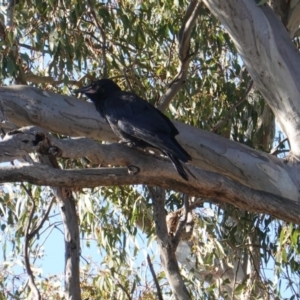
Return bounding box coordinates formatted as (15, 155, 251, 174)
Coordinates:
(36, 154, 81, 300)
(147, 254, 164, 300)
(0, 85, 117, 142)
(157, 0, 201, 111)
(28, 196, 55, 240)
(286, 1, 300, 37)
(1, 124, 299, 203)
(55, 186, 82, 300)
(0, 160, 298, 225)
(149, 186, 190, 299)
(270, 137, 289, 156)
(203, 0, 300, 155)
(115, 279, 132, 300)
(22, 184, 41, 300)
(1, 82, 298, 200)
(1, 126, 300, 223)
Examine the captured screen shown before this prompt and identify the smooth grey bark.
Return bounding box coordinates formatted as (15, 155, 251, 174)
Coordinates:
(1, 86, 300, 202)
(203, 0, 300, 157)
(0, 86, 111, 141)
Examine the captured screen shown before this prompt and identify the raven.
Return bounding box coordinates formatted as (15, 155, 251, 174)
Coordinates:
(75, 79, 192, 180)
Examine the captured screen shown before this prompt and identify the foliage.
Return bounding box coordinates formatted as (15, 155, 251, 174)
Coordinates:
(0, 0, 295, 299)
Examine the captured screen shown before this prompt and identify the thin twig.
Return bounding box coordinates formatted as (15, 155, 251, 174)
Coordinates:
(28, 196, 55, 239)
(5, 290, 21, 300)
(19, 43, 51, 53)
(54, 223, 65, 235)
(80, 254, 89, 265)
(212, 80, 254, 132)
(270, 137, 289, 155)
(188, 197, 205, 210)
(31, 224, 56, 265)
(147, 254, 164, 300)
(115, 279, 132, 300)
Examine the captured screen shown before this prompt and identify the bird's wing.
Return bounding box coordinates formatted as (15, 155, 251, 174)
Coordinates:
(105, 93, 179, 138)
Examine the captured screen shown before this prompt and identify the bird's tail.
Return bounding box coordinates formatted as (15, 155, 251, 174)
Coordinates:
(165, 152, 189, 181)
(159, 137, 191, 163)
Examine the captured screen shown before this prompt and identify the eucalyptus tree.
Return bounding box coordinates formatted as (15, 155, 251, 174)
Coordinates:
(0, 0, 299, 299)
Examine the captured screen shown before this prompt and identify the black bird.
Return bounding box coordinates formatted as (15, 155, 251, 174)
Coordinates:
(75, 79, 192, 180)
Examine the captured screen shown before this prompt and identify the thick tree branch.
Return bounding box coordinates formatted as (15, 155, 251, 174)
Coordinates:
(1, 86, 299, 201)
(203, 0, 300, 156)
(1, 124, 300, 201)
(0, 163, 299, 224)
(0, 85, 116, 141)
(1, 126, 300, 224)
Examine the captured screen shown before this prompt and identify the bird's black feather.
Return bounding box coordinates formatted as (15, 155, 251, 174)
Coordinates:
(75, 79, 192, 180)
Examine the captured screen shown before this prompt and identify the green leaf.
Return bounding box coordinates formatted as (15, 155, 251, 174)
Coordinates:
(6, 58, 15, 75)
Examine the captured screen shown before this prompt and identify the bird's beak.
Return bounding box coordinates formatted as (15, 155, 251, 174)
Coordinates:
(74, 84, 95, 94)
